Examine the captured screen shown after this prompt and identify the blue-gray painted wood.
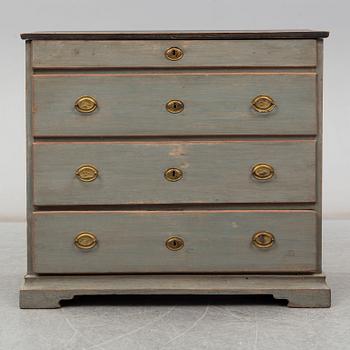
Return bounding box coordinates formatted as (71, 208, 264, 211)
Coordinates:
(21, 33, 330, 308)
(20, 273, 331, 308)
(32, 210, 318, 273)
(32, 140, 316, 205)
(32, 73, 317, 136)
(31, 40, 317, 68)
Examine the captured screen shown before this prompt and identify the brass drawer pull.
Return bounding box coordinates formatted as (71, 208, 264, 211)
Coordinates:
(252, 231, 275, 248)
(166, 236, 184, 251)
(75, 164, 99, 182)
(166, 100, 184, 114)
(164, 167, 183, 182)
(251, 95, 276, 113)
(75, 96, 98, 113)
(252, 163, 274, 180)
(74, 232, 97, 250)
(165, 47, 184, 61)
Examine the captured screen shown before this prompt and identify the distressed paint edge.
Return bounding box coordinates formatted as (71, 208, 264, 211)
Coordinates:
(316, 39, 324, 272)
(32, 139, 317, 145)
(32, 72, 318, 78)
(25, 41, 34, 274)
(33, 209, 318, 215)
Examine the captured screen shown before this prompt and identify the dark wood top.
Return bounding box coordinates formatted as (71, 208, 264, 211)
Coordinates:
(21, 30, 329, 40)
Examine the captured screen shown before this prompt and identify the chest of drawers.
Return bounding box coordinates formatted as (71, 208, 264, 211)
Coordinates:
(20, 31, 330, 308)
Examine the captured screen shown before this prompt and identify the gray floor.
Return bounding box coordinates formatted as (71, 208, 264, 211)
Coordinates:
(1, 220, 349, 350)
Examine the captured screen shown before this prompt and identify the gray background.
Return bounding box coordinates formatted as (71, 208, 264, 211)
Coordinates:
(1, 2, 349, 350)
(0, 0, 349, 221)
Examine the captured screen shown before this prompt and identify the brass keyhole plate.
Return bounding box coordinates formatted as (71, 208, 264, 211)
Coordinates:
(164, 168, 183, 182)
(75, 96, 98, 113)
(252, 163, 274, 180)
(165, 47, 184, 61)
(252, 231, 275, 248)
(166, 100, 184, 114)
(74, 232, 97, 250)
(166, 236, 184, 251)
(75, 164, 99, 182)
(251, 95, 276, 113)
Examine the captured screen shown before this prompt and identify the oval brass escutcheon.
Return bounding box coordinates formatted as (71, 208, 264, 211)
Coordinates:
(166, 236, 184, 251)
(75, 164, 99, 182)
(166, 100, 184, 114)
(165, 47, 184, 61)
(252, 163, 275, 180)
(74, 232, 97, 250)
(252, 231, 275, 248)
(164, 167, 183, 182)
(251, 95, 276, 113)
(75, 96, 98, 113)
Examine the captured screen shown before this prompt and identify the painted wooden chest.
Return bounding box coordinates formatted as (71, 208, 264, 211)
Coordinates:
(20, 30, 330, 308)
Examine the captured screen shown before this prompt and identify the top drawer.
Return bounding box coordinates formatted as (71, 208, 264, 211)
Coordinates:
(31, 40, 317, 68)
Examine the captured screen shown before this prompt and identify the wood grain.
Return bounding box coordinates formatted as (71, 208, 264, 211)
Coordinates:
(32, 73, 317, 136)
(31, 40, 317, 68)
(32, 140, 316, 205)
(32, 210, 318, 273)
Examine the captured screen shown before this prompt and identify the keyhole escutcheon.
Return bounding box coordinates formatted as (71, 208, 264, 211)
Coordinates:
(165, 47, 184, 61)
(165, 236, 184, 251)
(166, 100, 184, 114)
(164, 167, 183, 182)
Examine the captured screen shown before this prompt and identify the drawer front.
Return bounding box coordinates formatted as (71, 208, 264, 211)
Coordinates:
(33, 141, 316, 205)
(33, 74, 317, 136)
(32, 210, 318, 273)
(32, 40, 316, 68)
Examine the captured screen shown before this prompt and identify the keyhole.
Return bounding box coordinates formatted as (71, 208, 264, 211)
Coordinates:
(165, 47, 183, 61)
(164, 168, 183, 182)
(258, 235, 266, 244)
(166, 236, 184, 250)
(166, 100, 184, 114)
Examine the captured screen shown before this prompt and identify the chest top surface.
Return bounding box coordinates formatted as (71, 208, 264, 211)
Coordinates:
(20, 30, 329, 40)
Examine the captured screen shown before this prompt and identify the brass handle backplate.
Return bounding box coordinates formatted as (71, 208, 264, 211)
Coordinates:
(164, 168, 183, 182)
(165, 47, 184, 61)
(74, 232, 97, 250)
(252, 163, 274, 180)
(252, 231, 275, 248)
(166, 236, 184, 251)
(251, 95, 276, 113)
(75, 164, 99, 182)
(166, 100, 184, 114)
(75, 96, 98, 113)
